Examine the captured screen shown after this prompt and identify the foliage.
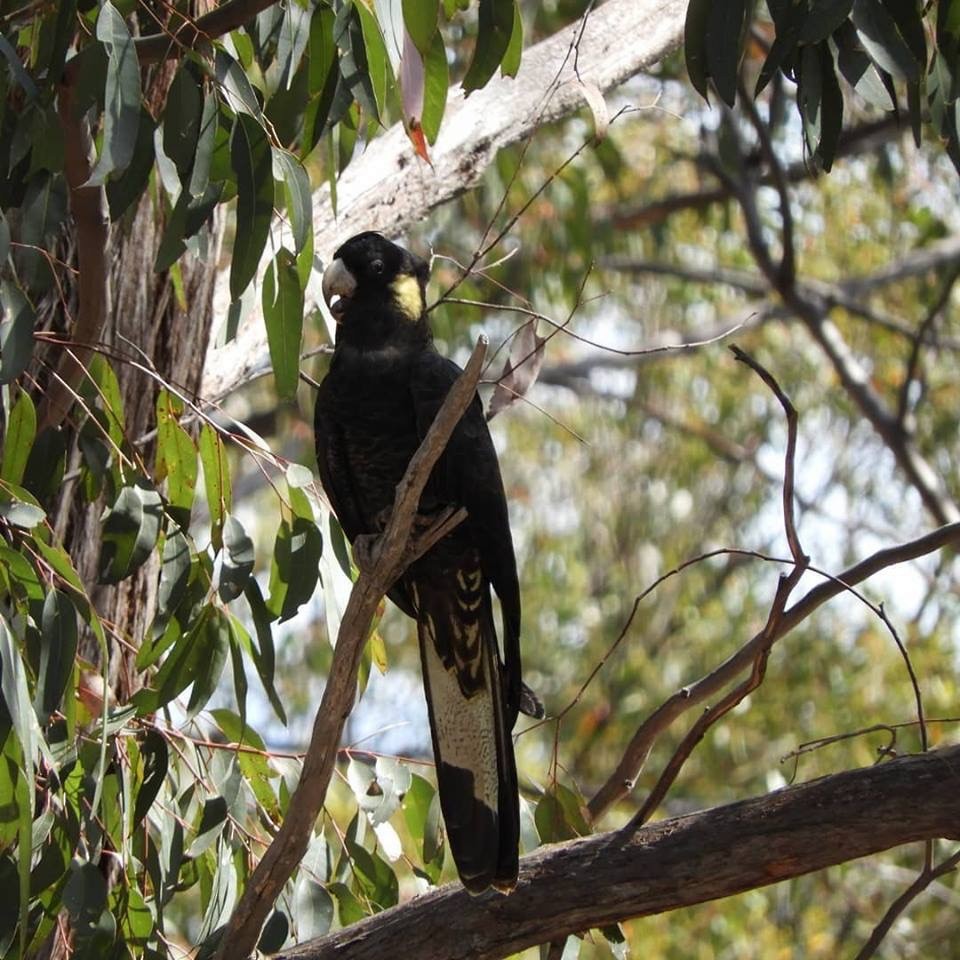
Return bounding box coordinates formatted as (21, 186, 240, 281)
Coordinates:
(0, 0, 958, 958)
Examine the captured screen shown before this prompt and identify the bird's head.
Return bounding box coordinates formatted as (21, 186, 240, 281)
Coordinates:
(321, 233, 430, 335)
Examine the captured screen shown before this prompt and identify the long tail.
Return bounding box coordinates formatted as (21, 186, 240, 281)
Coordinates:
(411, 563, 519, 894)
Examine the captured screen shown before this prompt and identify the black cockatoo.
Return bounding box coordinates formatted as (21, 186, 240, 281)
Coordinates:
(314, 232, 535, 894)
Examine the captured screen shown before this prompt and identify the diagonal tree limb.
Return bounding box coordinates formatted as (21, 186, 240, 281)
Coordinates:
(586, 520, 960, 820)
(214, 338, 488, 960)
(274, 745, 960, 960)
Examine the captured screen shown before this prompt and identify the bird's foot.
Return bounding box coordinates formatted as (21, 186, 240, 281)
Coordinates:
(352, 532, 383, 572)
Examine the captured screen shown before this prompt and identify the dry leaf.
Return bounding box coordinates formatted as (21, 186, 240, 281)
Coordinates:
(487, 319, 546, 421)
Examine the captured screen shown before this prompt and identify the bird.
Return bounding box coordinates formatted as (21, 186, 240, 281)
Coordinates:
(314, 231, 534, 894)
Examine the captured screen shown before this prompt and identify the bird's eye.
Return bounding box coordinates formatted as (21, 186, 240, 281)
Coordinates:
(370, 259, 384, 275)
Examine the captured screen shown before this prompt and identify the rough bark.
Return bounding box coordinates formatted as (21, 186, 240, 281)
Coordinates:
(200, 0, 688, 403)
(277, 745, 960, 960)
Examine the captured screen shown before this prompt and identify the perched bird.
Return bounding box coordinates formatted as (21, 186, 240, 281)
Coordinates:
(315, 232, 530, 894)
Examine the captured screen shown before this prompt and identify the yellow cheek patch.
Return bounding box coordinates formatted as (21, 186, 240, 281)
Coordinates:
(390, 274, 424, 321)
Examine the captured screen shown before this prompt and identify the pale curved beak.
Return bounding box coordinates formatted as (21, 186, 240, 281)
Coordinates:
(321, 258, 357, 321)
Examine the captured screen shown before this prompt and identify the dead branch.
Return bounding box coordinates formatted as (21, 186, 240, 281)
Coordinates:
(275, 745, 960, 960)
(213, 339, 488, 960)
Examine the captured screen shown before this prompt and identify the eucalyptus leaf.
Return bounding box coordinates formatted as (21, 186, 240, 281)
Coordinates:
(87, 2, 142, 185)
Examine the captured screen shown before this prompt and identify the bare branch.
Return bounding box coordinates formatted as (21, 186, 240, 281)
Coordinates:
(586, 520, 960, 820)
(275, 746, 960, 960)
(214, 339, 488, 960)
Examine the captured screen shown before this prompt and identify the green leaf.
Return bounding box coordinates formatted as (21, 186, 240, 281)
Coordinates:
(704, 0, 748, 107)
(219, 513, 254, 602)
(266, 516, 322, 622)
(535, 784, 590, 842)
(329, 881, 367, 925)
(87, 353, 126, 446)
(243, 581, 287, 725)
(229, 113, 274, 302)
(188, 796, 228, 857)
(257, 910, 289, 954)
(403, 0, 439, 56)
(99, 483, 164, 584)
(133, 605, 225, 715)
(353, 4, 390, 120)
(22, 427, 66, 502)
(500, 2, 522, 78)
(834, 20, 896, 111)
(263, 248, 305, 401)
(0, 34, 39, 102)
(274, 149, 311, 255)
(63, 860, 108, 940)
(164, 59, 204, 183)
(156, 390, 198, 527)
(1, 392, 36, 485)
(17, 171, 68, 293)
(0, 483, 46, 529)
(143, 530, 192, 664)
(416, 30, 446, 144)
(344, 836, 398, 910)
(185, 607, 230, 718)
(106, 105, 157, 220)
(87, 2, 142, 185)
(276, 0, 311, 90)
(462, 0, 516, 93)
(308, 5, 337, 96)
(34, 590, 77, 722)
(0, 616, 40, 770)
(798, 42, 843, 170)
(0, 281, 35, 384)
(133, 729, 168, 828)
(155, 181, 224, 272)
(188, 94, 219, 200)
(799, 0, 853, 44)
(199, 424, 231, 550)
(215, 49, 262, 118)
(851, 0, 922, 82)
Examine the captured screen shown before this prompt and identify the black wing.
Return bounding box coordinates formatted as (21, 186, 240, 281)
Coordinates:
(314, 375, 365, 543)
(409, 349, 522, 721)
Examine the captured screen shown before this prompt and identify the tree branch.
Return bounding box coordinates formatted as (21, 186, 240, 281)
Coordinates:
(200, 0, 688, 403)
(37, 77, 110, 432)
(214, 339, 488, 960)
(134, 0, 281, 65)
(587, 520, 960, 820)
(275, 745, 960, 960)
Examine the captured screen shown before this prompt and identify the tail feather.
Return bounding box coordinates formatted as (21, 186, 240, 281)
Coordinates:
(412, 566, 519, 894)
